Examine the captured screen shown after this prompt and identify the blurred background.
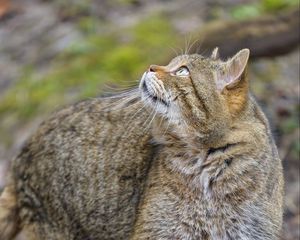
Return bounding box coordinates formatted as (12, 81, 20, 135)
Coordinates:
(0, 0, 299, 239)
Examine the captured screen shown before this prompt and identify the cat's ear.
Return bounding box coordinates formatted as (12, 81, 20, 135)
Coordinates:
(216, 48, 250, 92)
(211, 47, 220, 60)
(217, 49, 250, 115)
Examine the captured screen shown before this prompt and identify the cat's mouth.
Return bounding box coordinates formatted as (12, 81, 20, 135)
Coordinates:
(141, 79, 169, 107)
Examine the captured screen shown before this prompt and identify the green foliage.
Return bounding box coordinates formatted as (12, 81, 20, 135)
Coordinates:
(231, 4, 261, 20)
(262, 0, 299, 11)
(280, 117, 299, 134)
(292, 140, 300, 158)
(0, 15, 177, 120)
(231, 0, 299, 20)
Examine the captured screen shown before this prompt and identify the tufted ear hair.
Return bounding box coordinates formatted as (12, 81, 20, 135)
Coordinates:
(216, 48, 250, 92)
(216, 49, 250, 115)
(211, 47, 220, 60)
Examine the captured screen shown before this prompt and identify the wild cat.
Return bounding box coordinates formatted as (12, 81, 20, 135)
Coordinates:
(0, 48, 283, 239)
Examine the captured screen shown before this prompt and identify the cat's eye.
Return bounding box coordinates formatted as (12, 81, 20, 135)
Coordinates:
(174, 66, 189, 76)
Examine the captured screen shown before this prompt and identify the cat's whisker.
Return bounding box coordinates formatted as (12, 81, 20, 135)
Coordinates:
(157, 114, 165, 130)
(185, 36, 189, 55)
(185, 35, 191, 55)
(106, 87, 138, 96)
(88, 95, 137, 113)
(142, 100, 157, 129)
(168, 45, 180, 58)
(195, 37, 205, 55)
(184, 119, 189, 128)
(144, 102, 159, 133)
(162, 110, 172, 137)
(184, 36, 188, 55)
(187, 38, 199, 55)
(101, 87, 134, 94)
(104, 89, 139, 101)
(175, 45, 182, 57)
(102, 81, 136, 88)
(123, 94, 153, 135)
(122, 100, 148, 137)
(143, 112, 155, 133)
(129, 103, 147, 122)
(101, 87, 138, 97)
(113, 97, 141, 111)
(132, 94, 153, 115)
(184, 34, 194, 55)
(178, 43, 184, 56)
(101, 93, 139, 111)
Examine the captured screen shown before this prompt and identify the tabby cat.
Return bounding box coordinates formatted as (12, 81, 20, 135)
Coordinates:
(0, 48, 283, 240)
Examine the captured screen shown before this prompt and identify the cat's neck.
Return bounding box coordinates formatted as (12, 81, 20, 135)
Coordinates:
(151, 115, 227, 150)
(150, 99, 267, 189)
(151, 96, 270, 156)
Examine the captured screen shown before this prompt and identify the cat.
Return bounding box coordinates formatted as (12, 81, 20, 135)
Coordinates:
(131, 48, 284, 239)
(0, 48, 284, 239)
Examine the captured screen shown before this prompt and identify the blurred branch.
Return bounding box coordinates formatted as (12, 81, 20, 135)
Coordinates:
(0, 0, 10, 18)
(192, 7, 300, 59)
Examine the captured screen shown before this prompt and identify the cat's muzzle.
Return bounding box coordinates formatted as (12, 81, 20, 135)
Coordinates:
(139, 72, 169, 107)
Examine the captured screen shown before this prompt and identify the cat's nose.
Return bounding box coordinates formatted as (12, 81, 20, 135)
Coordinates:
(148, 65, 159, 72)
(148, 65, 165, 72)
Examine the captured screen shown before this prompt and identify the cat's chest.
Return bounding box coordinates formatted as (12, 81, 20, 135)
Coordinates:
(162, 142, 233, 196)
(167, 196, 230, 239)
(169, 197, 259, 240)
(165, 147, 207, 173)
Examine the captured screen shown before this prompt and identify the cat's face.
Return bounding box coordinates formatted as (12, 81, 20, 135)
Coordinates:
(139, 49, 250, 140)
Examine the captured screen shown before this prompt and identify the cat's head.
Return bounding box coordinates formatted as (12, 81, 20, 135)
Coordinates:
(139, 48, 250, 142)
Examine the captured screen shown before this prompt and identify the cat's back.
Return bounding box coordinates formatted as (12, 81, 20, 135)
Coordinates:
(11, 94, 155, 239)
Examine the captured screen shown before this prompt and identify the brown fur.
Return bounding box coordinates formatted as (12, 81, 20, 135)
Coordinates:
(0, 185, 20, 239)
(0, 95, 156, 239)
(132, 49, 284, 239)
(0, 49, 283, 239)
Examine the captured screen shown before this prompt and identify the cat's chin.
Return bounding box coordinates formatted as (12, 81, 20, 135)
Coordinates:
(139, 72, 169, 107)
(143, 89, 169, 107)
